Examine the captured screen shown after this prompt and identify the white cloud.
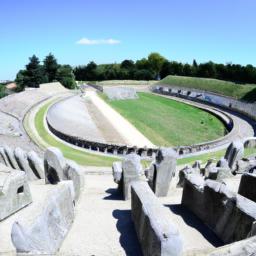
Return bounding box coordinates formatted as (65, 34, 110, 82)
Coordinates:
(76, 38, 121, 45)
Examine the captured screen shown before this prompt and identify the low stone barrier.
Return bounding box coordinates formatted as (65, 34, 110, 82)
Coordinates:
(131, 180, 183, 256)
(47, 119, 158, 157)
(182, 173, 256, 243)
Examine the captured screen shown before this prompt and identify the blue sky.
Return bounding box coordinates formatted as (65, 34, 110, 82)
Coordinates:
(0, 0, 255, 79)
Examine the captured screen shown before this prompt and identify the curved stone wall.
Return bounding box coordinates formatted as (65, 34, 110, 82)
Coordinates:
(153, 85, 256, 121)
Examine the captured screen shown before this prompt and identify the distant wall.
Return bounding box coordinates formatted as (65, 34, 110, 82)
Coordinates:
(152, 85, 256, 121)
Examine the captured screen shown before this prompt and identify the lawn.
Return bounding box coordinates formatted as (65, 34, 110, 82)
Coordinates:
(160, 75, 256, 101)
(31, 101, 118, 166)
(103, 92, 227, 147)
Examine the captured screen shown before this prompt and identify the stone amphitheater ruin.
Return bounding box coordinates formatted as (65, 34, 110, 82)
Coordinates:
(0, 81, 256, 255)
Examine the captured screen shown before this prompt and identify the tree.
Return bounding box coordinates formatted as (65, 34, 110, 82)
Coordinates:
(43, 53, 59, 82)
(15, 70, 28, 91)
(56, 65, 76, 89)
(121, 60, 135, 70)
(148, 52, 166, 79)
(25, 55, 45, 87)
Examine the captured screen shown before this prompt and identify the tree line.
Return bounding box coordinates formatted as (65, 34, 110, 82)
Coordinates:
(15, 52, 256, 91)
(74, 53, 256, 84)
(15, 54, 76, 91)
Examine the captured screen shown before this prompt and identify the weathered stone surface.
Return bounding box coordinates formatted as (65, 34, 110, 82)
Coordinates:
(27, 151, 45, 179)
(11, 181, 75, 255)
(0, 146, 10, 167)
(66, 160, 84, 201)
(0, 164, 32, 220)
(217, 157, 229, 169)
(208, 235, 256, 256)
(112, 161, 122, 184)
(44, 147, 83, 201)
(104, 86, 138, 100)
(112, 161, 123, 192)
(238, 173, 256, 202)
(224, 141, 244, 169)
(148, 148, 177, 196)
(14, 147, 38, 180)
(44, 147, 67, 184)
(122, 153, 145, 200)
(4, 145, 20, 170)
(177, 165, 194, 188)
(131, 180, 183, 256)
(182, 173, 256, 243)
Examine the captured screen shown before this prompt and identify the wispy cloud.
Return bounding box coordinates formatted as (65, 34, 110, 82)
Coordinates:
(76, 38, 121, 45)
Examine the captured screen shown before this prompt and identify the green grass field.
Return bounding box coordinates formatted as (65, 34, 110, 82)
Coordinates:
(32, 101, 118, 166)
(160, 75, 256, 101)
(103, 92, 227, 146)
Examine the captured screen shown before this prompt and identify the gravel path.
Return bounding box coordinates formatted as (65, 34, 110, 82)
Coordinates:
(86, 90, 156, 148)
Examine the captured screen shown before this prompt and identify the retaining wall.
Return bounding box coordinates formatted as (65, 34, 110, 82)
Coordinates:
(153, 85, 256, 121)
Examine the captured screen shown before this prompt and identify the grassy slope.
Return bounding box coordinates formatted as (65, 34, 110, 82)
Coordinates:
(160, 75, 256, 101)
(103, 92, 226, 146)
(34, 101, 117, 166)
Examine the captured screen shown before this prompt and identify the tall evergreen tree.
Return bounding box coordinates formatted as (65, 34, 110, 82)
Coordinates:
(43, 53, 59, 82)
(25, 55, 45, 88)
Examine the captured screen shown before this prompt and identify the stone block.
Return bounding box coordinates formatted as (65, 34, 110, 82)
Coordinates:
(149, 148, 177, 197)
(14, 147, 39, 180)
(11, 181, 75, 255)
(44, 147, 68, 184)
(122, 153, 145, 200)
(238, 173, 256, 202)
(131, 180, 183, 256)
(66, 160, 84, 201)
(182, 173, 256, 243)
(4, 146, 20, 170)
(27, 151, 45, 179)
(0, 164, 32, 220)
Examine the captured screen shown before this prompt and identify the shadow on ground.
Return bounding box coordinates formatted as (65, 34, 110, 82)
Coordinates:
(113, 209, 143, 256)
(165, 204, 224, 247)
(103, 188, 123, 200)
